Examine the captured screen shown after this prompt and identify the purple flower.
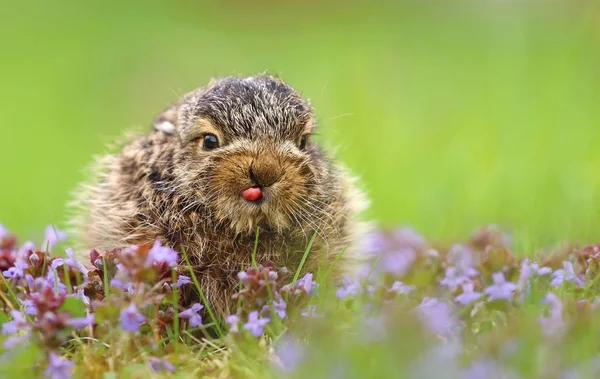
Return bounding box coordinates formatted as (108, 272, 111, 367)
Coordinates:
(3, 260, 28, 279)
(66, 314, 95, 329)
(243, 311, 270, 337)
(19, 241, 36, 257)
(51, 259, 64, 270)
(0, 224, 7, 239)
(2, 310, 28, 335)
(274, 335, 305, 373)
(146, 240, 178, 267)
(110, 277, 134, 294)
(119, 303, 146, 332)
(519, 259, 552, 288)
(149, 357, 176, 373)
(44, 353, 75, 379)
(237, 271, 250, 286)
(551, 261, 585, 288)
(3, 332, 31, 349)
(447, 244, 477, 273)
(360, 229, 388, 254)
(539, 292, 564, 337)
(225, 314, 240, 333)
(388, 280, 415, 295)
(45, 271, 68, 295)
(171, 275, 191, 288)
(462, 358, 519, 379)
(379, 248, 416, 276)
(391, 227, 427, 249)
(296, 273, 317, 296)
(484, 272, 518, 301)
(455, 282, 483, 306)
(416, 297, 457, 337)
(336, 276, 363, 299)
(43, 225, 67, 252)
(64, 248, 89, 276)
(301, 305, 323, 318)
(180, 303, 203, 328)
(440, 267, 473, 292)
(272, 297, 287, 319)
(74, 288, 91, 307)
(22, 299, 38, 316)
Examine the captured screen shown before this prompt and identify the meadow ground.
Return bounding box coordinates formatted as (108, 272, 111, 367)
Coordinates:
(1, 0, 600, 378)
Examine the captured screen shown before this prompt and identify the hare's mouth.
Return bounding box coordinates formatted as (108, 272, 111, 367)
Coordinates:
(241, 185, 263, 203)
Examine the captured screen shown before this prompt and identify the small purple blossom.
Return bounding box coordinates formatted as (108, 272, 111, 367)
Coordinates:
(551, 261, 585, 288)
(110, 277, 134, 294)
(171, 275, 191, 288)
(66, 314, 95, 329)
(539, 292, 564, 337)
(301, 305, 323, 318)
(22, 299, 38, 315)
(64, 248, 89, 275)
(119, 303, 146, 332)
(44, 353, 75, 379)
(296, 273, 317, 296)
(180, 303, 203, 328)
(391, 227, 427, 249)
(3, 260, 27, 279)
(3, 332, 31, 349)
(19, 241, 36, 257)
(2, 310, 28, 335)
(43, 225, 67, 252)
(274, 335, 305, 373)
(518, 259, 552, 288)
(243, 311, 270, 337)
(360, 229, 388, 254)
(272, 297, 287, 319)
(447, 244, 477, 274)
(225, 314, 240, 333)
(237, 271, 249, 286)
(45, 271, 68, 295)
(455, 282, 483, 306)
(149, 357, 176, 373)
(484, 272, 518, 301)
(379, 248, 416, 276)
(388, 280, 415, 295)
(146, 240, 178, 267)
(416, 297, 457, 337)
(51, 259, 64, 270)
(462, 358, 519, 379)
(0, 224, 7, 239)
(336, 276, 363, 299)
(440, 267, 473, 292)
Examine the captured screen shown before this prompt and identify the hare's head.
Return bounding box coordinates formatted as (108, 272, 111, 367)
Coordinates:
(154, 74, 337, 236)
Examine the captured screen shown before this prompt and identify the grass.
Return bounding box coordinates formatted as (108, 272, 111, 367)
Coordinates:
(3, 225, 600, 378)
(2, 0, 600, 378)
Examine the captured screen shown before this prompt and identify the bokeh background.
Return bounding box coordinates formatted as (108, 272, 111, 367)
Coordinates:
(1, 0, 599, 250)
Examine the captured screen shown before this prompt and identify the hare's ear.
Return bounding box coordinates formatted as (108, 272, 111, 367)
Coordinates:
(153, 103, 178, 135)
(153, 89, 197, 135)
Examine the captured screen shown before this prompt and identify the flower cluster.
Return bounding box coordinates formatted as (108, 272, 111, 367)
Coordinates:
(226, 263, 317, 337)
(0, 225, 190, 378)
(4, 222, 600, 378)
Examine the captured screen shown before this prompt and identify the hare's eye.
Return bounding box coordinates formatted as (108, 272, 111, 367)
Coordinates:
(298, 135, 309, 151)
(202, 134, 219, 150)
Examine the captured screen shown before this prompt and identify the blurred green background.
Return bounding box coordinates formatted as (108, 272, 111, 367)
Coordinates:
(1, 0, 599, 248)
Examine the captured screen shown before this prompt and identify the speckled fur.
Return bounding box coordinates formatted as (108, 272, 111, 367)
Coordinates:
(67, 74, 371, 317)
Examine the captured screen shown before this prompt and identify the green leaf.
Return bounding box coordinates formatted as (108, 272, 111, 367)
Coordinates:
(94, 303, 119, 324)
(59, 296, 87, 318)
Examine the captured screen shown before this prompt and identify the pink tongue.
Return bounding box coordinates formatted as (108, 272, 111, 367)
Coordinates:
(241, 186, 263, 202)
